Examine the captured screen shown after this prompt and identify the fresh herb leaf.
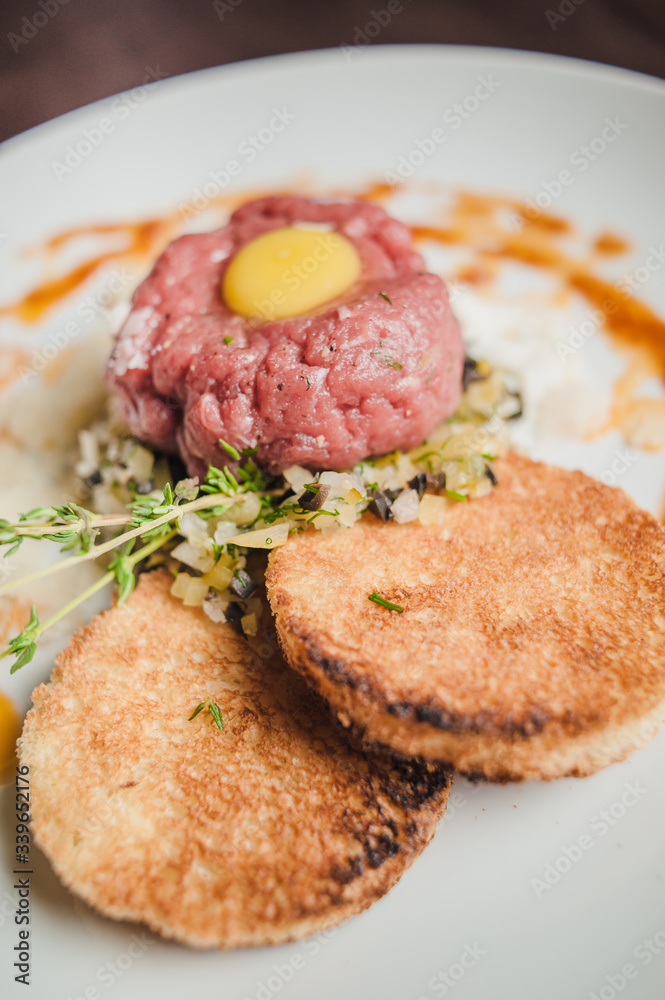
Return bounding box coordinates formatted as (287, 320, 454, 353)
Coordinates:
(219, 439, 241, 461)
(368, 592, 405, 613)
(306, 508, 340, 524)
(188, 697, 224, 732)
(208, 701, 224, 731)
(223, 335, 233, 345)
(261, 502, 299, 525)
(371, 351, 403, 370)
(19, 506, 57, 522)
(0, 520, 23, 557)
(236, 458, 268, 492)
(11, 642, 37, 674)
(445, 490, 467, 501)
(378, 292, 392, 304)
(201, 465, 241, 497)
(108, 543, 137, 606)
(129, 481, 185, 538)
(225, 466, 239, 491)
(0, 605, 41, 674)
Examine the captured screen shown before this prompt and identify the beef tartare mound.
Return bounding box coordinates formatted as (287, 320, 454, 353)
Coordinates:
(106, 196, 464, 476)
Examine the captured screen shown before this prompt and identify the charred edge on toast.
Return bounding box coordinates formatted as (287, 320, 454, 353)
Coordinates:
(250, 624, 453, 887)
(335, 712, 523, 785)
(291, 629, 559, 740)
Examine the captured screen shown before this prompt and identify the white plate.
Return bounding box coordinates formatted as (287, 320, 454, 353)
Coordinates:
(1, 45, 665, 1000)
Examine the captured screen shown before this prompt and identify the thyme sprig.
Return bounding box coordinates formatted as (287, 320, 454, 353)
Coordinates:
(0, 528, 177, 673)
(0, 479, 234, 600)
(1, 504, 130, 559)
(0, 462, 263, 672)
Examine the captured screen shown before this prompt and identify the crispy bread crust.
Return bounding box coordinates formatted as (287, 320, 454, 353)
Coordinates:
(266, 453, 665, 781)
(18, 570, 451, 948)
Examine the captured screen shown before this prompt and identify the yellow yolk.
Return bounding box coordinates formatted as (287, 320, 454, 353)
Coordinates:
(222, 226, 361, 321)
(0, 691, 21, 783)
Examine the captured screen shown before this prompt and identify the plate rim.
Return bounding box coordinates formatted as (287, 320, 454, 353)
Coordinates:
(2, 42, 665, 159)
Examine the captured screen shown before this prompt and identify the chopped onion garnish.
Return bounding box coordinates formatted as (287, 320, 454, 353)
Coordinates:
(391, 488, 420, 524)
(226, 522, 290, 549)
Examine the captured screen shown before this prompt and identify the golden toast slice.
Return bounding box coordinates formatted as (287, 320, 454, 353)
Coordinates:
(267, 453, 665, 781)
(19, 569, 451, 948)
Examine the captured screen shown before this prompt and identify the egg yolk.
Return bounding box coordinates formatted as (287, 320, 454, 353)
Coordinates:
(0, 691, 21, 783)
(222, 226, 361, 321)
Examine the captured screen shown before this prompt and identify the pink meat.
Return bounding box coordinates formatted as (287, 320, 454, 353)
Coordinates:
(106, 196, 464, 476)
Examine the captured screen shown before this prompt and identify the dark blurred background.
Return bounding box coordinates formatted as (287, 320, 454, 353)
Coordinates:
(1, 0, 664, 143)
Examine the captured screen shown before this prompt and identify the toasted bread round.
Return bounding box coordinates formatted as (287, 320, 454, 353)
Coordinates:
(266, 453, 665, 781)
(18, 569, 451, 949)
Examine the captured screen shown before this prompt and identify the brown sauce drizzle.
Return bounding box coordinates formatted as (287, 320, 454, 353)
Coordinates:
(594, 231, 630, 255)
(0, 186, 288, 325)
(0, 219, 175, 324)
(404, 190, 665, 454)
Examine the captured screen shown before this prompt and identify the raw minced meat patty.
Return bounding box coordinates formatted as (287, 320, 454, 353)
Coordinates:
(106, 196, 464, 476)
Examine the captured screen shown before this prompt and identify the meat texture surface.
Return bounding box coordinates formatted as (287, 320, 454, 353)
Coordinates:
(106, 196, 464, 475)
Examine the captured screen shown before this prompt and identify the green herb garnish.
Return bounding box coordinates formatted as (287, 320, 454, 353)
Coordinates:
(368, 592, 405, 613)
(378, 292, 392, 304)
(223, 336, 233, 345)
(306, 508, 340, 524)
(0, 472, 241, 670)
(0, 605, 39, 673)
(219, 439, 241, 461)
(188, 698, 224, 732)
(371, 351, 403, 370)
